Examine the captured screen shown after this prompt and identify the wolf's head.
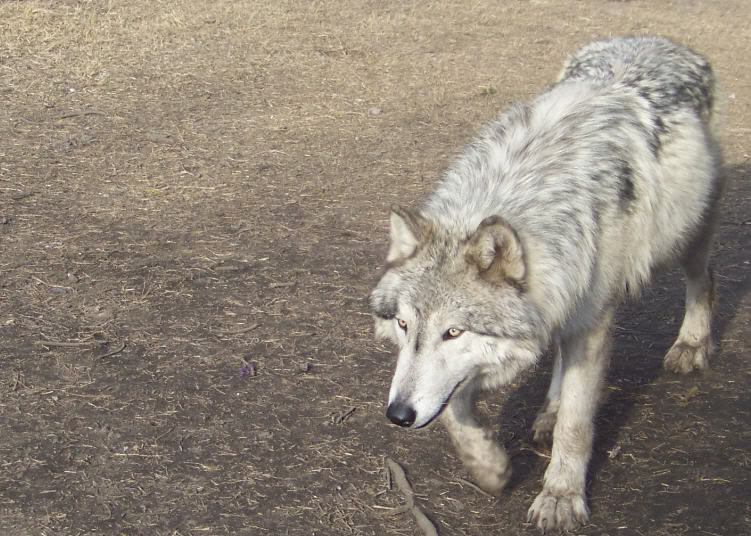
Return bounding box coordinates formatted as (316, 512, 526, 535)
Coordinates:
(370, 205, 544, 428)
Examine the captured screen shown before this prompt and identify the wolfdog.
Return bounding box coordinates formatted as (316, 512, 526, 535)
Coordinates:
(370, 35, 723, 531)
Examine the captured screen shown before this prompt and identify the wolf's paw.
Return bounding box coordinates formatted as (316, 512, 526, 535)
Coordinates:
(460, 439, 512, 495)
(469, 462, 512, 495)
(527, 490, 588, 533)
(664, 340, 710, 374)
(531, 410, 557, 445)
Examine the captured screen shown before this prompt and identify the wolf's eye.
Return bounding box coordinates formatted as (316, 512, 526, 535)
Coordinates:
(397, 318, 408, 331)
(444, 327, 463, 340)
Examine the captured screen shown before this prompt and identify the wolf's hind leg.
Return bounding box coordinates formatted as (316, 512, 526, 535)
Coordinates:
(664, 230, 716, 373)
(528, 308, 613, 532)
(532, 343, 562, 445)
(440, 378, 511, 494)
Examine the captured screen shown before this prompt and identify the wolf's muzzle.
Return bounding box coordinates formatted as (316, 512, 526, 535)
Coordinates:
(386, 401, 416, 427)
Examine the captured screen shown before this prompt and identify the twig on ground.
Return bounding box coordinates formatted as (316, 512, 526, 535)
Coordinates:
(12, 372, 26, 392)
(227, 323, 260, 334)
(411, 505, 439, 536)
(333, 406, 356, 424)
(57, 110, 105, 120)
(268, 281, 295, 289)
(384, 457, 439, 536)
(155, 426, 176, 442)
(386, 457, 414, 501)
(96, 341, 126, 359)
(31, 276, 71, 290)
(526, 446, 552, 459)
(456, 477, 495, 498)
(384, 504, 413, 516)
(37, 339, 97, 347)
(11, 191, 34, 201)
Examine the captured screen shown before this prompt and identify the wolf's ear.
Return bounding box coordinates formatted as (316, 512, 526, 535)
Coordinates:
(387, 205, 431, 264)
(466, 216, 526, 286)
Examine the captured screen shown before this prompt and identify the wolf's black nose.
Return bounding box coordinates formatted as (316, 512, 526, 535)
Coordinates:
(386, 401, 416, 427)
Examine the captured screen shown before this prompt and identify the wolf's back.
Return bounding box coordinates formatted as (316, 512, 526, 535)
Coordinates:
(559, 35, 715, 121)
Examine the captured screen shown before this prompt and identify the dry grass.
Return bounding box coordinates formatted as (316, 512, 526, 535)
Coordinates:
(1, 1, 749, 535)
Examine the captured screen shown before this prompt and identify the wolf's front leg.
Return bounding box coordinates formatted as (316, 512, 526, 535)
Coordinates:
(440, 378, 511, 494)
(532, 343, 562, 444)
(528, 309, 613, 532)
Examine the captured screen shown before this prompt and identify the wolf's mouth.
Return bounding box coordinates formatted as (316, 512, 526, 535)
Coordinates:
(417, 399, 450, 428)
(409, 377, 466, 429)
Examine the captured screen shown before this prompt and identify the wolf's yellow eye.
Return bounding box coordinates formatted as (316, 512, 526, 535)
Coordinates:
(397, 318, 408, 331)
(445, 327, 463, 339)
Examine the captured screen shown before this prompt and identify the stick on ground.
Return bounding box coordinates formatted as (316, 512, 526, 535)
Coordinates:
(385, 457, 439, 536)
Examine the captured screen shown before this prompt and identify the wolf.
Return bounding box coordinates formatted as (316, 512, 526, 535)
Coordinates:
(369, 35, 723, 532)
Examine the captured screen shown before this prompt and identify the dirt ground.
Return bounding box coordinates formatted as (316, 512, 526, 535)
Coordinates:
(1, 1, 749, 535)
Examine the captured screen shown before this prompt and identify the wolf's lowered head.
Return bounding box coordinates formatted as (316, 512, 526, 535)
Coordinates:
(370, 204, 545, 429)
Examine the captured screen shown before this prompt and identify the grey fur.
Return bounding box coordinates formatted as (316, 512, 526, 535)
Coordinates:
(370, 36, 723, 532)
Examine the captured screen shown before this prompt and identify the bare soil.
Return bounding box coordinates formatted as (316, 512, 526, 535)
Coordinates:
(1, 1, 749, 535)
